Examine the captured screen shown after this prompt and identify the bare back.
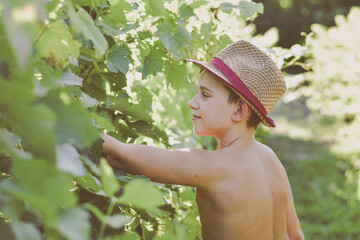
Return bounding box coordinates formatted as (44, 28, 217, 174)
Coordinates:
(196, 141, 290, 240)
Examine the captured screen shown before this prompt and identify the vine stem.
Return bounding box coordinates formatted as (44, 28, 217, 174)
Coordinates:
(98, 197, 116, 240)
(33, 21, 51, 47)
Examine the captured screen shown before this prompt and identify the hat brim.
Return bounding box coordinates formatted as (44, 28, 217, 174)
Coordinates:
(186, 58, 276, 127)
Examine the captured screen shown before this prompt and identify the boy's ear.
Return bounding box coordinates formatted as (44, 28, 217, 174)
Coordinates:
(231, 99, 249, 122)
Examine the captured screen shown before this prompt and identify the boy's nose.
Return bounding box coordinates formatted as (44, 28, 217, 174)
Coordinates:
(188, 95, 199, 110)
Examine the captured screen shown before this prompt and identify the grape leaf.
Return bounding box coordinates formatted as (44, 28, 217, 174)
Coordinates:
(43, 90, 99, 148)
(219, 1, 263, 19)
(75, 173, 100, 194)
(219, 2, 237, 13)
(57, 207, 90, 240)
(142, 47, 164, 79)
(238, 1, 264, 19)
(56, 143, 87, 176)
(79, 91, 100, 108)
(60, 68, 83, 86)
(90, 112, 116, 131)
(166, 61, 187, 90)
(83, 73, 107, 101)
(0, 80, 56, 160)
(68, 6, 108, 58)
(105, 214, 130, 228)
(109, 0, 132, 25)
(155, 22, 191, 59)
(143, 0, 166, 17)
(100, 158, 120, 197)
(118, 178, 163, 213)
(179, 4, 195, 19)
(0, 129, 28, 158)
(109, 98, 153, 122)
(7, 157, 77, 221)
(33, 20, 81, 68)
(72, 0, 106, 6)
(107, 45, 131, 74)
(96, 19, 121, 37)
(10, 222, 42, 240)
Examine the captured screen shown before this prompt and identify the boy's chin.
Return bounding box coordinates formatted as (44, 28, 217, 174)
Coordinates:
(193, 128, 209, 136)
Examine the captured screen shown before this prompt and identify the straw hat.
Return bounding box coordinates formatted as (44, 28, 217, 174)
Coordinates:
(186, 40, 286, 127)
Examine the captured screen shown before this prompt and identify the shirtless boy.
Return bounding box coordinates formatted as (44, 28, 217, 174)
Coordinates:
(101, 40, 304, 240)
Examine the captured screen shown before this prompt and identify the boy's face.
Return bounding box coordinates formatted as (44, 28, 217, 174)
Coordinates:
(188, 70, 236, 137)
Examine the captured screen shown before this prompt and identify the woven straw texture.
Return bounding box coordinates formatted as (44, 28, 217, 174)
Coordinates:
(188, 40, 286, 127)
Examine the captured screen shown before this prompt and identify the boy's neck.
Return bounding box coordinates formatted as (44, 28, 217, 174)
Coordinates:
(217, 128, 255, 150)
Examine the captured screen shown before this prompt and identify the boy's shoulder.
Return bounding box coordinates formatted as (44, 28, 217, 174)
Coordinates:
(212, 140, 285, 177)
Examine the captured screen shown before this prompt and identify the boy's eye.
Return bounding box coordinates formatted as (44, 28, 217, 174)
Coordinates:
(201, 92, 210, 98)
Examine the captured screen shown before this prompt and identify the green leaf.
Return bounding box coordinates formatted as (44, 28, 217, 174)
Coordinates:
(0, 129, 27, 158)
(109, 0, 132, 25)
(56, 143, 87, 176)
(166, 61, 187, 90)
(189, 0, 208, 8)
(103, 71, 127, 91)
(83, 73, 107, 101)
(0, 3, 33, 81)
(105, 214, 130, 228)
(34, 59, 63, 90)
(107, 45, 131, 74)
(142, 47, 165, 79)
(118, 179, 163, 213)
(238, 1, 264, 19)
(0, 80, 56, 160)
(90, 112, 116, 131)
(60, 68, 83, 86)
(6, 157, 77, 222)
(72, 0, 106, 6)
(110, 98, 153, 122)
(179, 4, 195, 19)
(219, 2, 237, 13)
(96, 18, 121, 37)
(57, 207, 90, 240)
(84, 71, 126, 100)
(10, 222, 42, 240)
(43, 90, 99, 148)
(100, 158, 120, 197)
(154, 221, 187, 240)
(75, 173, 100, 193)
(155, 22, 191, 59)
(143, 0, 166, 17)
(132, 85, 153, 110)
(68, 6, 108, 58)
(33, 20, 81, 68)
(79, 92, 100, 108)
(107, 232, 139, 240)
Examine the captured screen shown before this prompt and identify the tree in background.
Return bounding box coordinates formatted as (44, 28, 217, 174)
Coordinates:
(302, 6, 360, 196)
(255, 0, 360, 48)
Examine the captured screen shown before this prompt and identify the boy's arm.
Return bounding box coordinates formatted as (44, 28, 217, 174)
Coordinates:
(286, 182, 305, 240)
(101, 134, 222, 188)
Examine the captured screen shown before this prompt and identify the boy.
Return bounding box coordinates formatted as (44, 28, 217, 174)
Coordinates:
(101, 40, 304, 240)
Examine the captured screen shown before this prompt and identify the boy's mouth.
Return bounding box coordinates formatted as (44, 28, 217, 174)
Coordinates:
(192, 114, 201, 120)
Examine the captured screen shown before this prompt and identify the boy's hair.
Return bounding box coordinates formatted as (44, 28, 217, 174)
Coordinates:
(224, 83, 261, 129)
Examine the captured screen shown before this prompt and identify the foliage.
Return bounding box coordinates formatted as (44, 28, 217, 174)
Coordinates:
(266, 135, 360, 239)
(0, 0, 274, 239)
(296, 7, 360, 195)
